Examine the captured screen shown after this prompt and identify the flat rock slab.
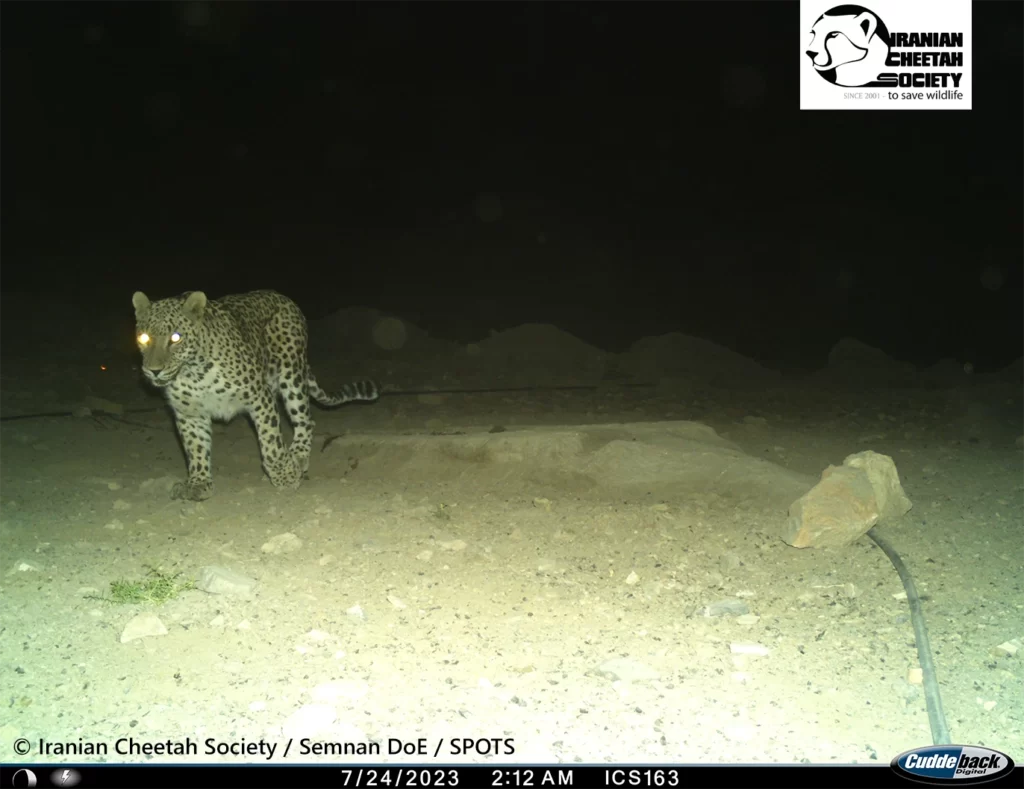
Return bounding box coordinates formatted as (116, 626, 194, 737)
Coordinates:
(326, 421, 815, 512)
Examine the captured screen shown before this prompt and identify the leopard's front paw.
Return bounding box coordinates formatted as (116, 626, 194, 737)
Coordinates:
(171, 478, 214, 501)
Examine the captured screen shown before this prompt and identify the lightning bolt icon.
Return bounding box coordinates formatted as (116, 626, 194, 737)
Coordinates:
(60, 770, 71, 784)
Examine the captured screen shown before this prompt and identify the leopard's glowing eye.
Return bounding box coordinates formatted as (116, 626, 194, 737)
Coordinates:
(170, 332, 182, 344)
(138, 333, 150, 346)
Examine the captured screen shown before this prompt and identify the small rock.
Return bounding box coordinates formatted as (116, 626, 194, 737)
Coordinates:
(261, 532, 302, 554)
(736, 614, 760, 626)
(992, 639, 1020, 657)
(908, 667, 924, 685)
(196, 566, 258, 597)
(387, 595, 407, 609)
(729, 642, 769, 656)
(625, 571, 640, 585)
(282, 704, 337, 739)
(595, 658, 659, 682)
(697, 598, 750, 618)
(7, 560, 41, 575)
(438, 539, 466, 552)
(121, 613, 168, 643)
(347, 605, 365, 620)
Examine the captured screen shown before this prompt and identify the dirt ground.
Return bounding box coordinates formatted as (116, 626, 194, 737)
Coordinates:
(1, 309, 1021, 766)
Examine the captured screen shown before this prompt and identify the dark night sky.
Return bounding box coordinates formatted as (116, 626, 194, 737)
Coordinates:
(2, 1, 1021, 371)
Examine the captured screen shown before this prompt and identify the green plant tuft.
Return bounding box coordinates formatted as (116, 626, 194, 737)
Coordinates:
(86, 564, 195, 605)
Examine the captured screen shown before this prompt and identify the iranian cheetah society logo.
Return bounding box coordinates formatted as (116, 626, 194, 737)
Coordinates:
(800, 0, 971, 110)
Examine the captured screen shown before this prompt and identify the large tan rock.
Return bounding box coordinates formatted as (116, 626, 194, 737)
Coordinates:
(783, 451, 912, 548)
(842, 450, 913, 521)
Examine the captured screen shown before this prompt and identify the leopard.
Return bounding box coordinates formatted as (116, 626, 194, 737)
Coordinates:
(132, 289, 379, 501)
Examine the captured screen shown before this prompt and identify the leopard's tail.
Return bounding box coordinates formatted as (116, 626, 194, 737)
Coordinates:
(308, 373, 380, 407)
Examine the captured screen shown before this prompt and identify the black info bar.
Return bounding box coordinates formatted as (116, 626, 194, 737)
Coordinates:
(5, 763, 1024, 789)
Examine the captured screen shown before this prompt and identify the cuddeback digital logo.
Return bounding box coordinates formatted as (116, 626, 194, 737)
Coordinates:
(891, 745, 1015, 785)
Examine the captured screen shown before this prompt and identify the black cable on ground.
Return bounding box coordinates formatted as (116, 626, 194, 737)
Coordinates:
(867, 526, 952, 745)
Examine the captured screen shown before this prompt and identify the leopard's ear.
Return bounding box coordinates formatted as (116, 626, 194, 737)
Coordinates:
(183, 291, 208, 322)
(132, 291, 151, 320)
